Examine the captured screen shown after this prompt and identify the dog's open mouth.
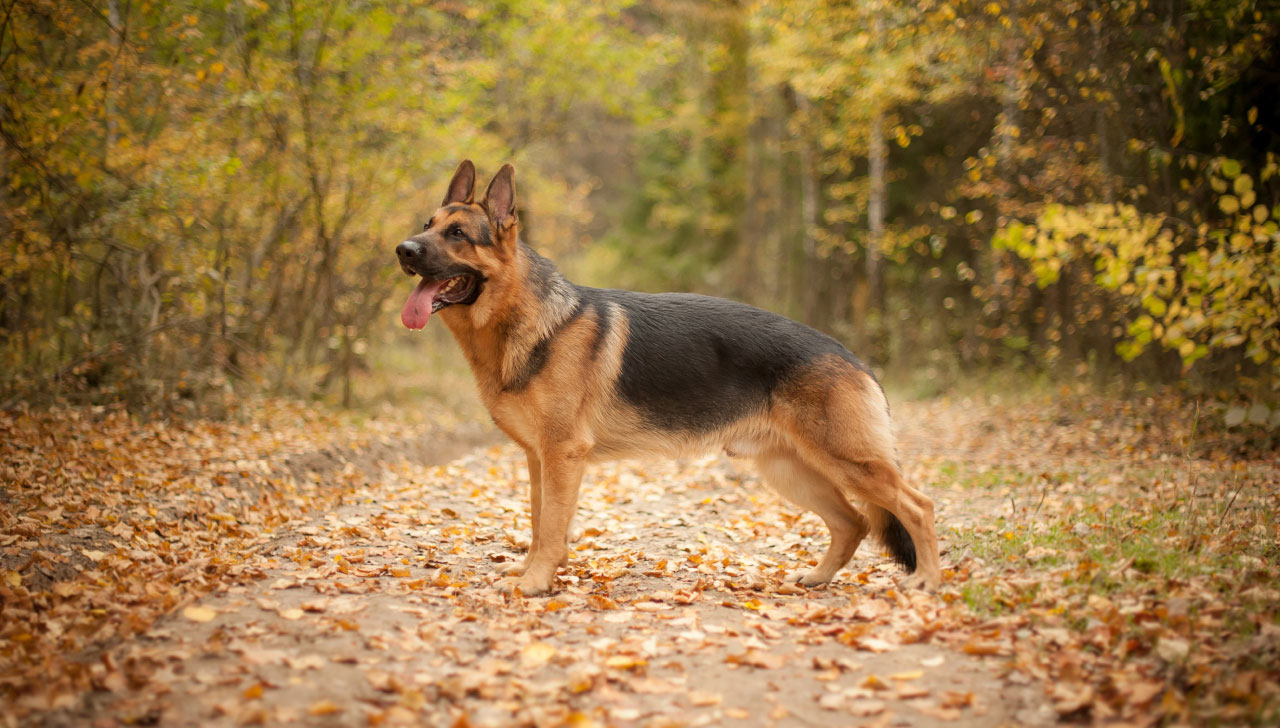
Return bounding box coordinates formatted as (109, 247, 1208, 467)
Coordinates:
(401, 273, 480, 330)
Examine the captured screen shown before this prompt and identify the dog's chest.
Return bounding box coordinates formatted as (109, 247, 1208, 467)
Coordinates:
(482, 392, 539, 447)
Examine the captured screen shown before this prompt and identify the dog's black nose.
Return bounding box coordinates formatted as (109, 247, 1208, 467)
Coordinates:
(396, 240, 422, 260)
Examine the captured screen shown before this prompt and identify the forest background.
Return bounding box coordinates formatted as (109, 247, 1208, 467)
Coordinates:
(2, 0, 1278, 429)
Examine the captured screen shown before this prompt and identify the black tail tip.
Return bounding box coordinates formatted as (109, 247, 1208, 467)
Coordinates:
(883, 513, 917, 573)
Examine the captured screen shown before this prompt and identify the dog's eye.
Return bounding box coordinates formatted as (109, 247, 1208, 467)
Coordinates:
(423, 220, 432, 231)
(450, 226, 466, 239)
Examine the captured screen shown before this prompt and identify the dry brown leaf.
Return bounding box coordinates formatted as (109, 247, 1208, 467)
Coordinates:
(848, 699, 886, 716)
(182, 605, 217, 623)
(520, 642, 557, 669)
(856, 637, 894, 653)
(586, 595, 618, 610)
(689, 691, 722, 707)
(307, 700, 342, 716)
(1051, 682, 1094, 715)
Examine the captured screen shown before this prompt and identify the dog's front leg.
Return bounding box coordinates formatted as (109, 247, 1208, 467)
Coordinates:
(499, 448, 542, 576)
(497, 439, 590, 596)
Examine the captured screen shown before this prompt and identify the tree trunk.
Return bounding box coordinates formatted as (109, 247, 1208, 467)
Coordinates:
(795, 93, 821, 326)
(105, 0, 122, 168)
(867, 105, 886, 319)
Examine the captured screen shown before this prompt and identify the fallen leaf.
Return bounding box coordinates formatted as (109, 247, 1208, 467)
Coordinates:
(818, 693, 845, 710)
(917, 705, 961, 721)
(605, 655, 646, 671)
(521, 642, 557, 669)
(848, 699, 886, 716)
(856, 637, 894, 653)
(689, 691, 722, 707)
(1127, 679, 1164, 706)
(962, 641, 1002, 656)
(726, 649, 783, 669)
(1156, 637, 1190, 663)
(1051, 682, 1094, 715)
(897, 684, 930, 699)
(182, 606, 217, 623)
(586, 595, 618, 610)
(307, 700, 342, 716)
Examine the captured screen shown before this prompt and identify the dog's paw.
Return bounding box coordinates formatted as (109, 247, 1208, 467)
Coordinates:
(496, 560, 527, 576)
(496, 574, 555, 597)
(794, 570, 831, 588)
(899, 571, 941, 592)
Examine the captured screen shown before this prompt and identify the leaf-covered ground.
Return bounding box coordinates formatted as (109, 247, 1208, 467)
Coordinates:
(2, 391, 1277, 726)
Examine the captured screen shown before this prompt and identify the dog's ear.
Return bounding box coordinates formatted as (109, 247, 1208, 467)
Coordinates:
(482, 163, 518, 241)
(442, 160, 476, 206)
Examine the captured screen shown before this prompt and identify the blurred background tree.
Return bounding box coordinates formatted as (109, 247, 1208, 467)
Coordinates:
(2, 0, 1277, 421)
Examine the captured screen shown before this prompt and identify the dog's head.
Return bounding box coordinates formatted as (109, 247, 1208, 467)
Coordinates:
(396, 160, 519, 329)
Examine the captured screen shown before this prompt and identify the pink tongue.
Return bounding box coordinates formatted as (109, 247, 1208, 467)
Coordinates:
(401, 278, 447, 330)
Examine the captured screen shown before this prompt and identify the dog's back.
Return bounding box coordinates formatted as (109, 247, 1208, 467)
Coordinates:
(581, 286, 879, 433)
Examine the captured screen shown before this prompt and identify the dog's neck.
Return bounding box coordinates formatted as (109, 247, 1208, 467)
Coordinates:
(440, 242, 579, 392)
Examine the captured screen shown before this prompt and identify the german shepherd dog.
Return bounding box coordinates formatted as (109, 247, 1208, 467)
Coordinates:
(395, 161, 942, 596)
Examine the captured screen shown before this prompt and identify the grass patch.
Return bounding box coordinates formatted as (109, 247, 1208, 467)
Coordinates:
(941, 450, 1280, 725)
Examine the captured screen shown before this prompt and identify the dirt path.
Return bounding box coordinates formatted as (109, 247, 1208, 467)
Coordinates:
(27, 400, 1058, 728)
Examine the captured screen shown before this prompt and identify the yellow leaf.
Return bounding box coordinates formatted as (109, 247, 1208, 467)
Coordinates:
(605, 655, 647, 670)
(307, 700, 342, 716)
(1219, 195, 1239, 214)
(1248, 106, 1258, 124)
(689, 691, 722, 706)
(520, 642, 557, 669)
(278, 608, 304, 620)
(4, 570, 20, 588)
(862, 674, 890, 690)
(1253, 205, 1268, 223)
(586, 595, 617, 610)
(564, 712, 600, 728)
(183, 605, 217, 622)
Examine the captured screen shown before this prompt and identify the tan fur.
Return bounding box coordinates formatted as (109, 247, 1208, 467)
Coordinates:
(410, 162, 942, 595)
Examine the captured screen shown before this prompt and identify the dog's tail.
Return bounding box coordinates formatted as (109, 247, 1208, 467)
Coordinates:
(869, 505, 916, 572)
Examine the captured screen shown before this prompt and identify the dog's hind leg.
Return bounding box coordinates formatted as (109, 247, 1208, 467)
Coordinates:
(756, 452, 869, 586)
(778, 364, 943, 590)
(842, 460, 941, 590)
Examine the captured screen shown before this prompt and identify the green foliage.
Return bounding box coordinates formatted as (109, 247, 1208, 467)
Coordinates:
(994, 155, 1279, 377)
